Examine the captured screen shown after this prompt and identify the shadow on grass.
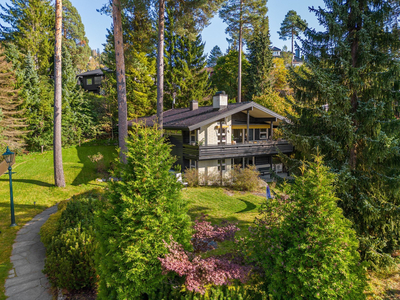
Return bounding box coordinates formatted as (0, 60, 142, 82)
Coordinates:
(385, 289, 400, 299)
(235, 199, 257, 214)
(71, 144, 116, 186)
(0, 178, 53, 188)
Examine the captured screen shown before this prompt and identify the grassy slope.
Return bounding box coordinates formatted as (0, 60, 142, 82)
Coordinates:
(0, 145, 116, 300)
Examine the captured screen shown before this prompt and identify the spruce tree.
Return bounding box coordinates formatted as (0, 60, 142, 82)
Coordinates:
(246, 27, 273, 100)
(174, 34, 211, 108)
(61, 47, 94, 145)
(207, 45, 223, 67)
(164, 8, 212, 109)
(22, 52, 53, 150)
(0, 0, 54, 75)
(96, 124, 192, 299)
(0, 46, 26, 150)
(284, 0, 400, 267)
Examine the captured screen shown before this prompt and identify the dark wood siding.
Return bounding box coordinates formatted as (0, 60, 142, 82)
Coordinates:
(166, 131, 183, 168)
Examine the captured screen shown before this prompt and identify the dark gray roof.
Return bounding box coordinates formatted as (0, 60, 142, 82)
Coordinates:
(77, 68, 112, 77)
(271, 46, 281, 51)
(129, 101, 287, 131)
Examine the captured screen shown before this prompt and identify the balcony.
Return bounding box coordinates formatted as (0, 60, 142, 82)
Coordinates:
(183, 139, 293, 160)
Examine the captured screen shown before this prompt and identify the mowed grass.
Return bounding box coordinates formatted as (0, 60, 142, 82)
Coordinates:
(184, 187, 266, 229)
(0, 145, 116, 300)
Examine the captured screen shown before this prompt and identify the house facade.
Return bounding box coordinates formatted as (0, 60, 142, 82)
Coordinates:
(77, 69, 109, 93)
(132, 92, 293, 178)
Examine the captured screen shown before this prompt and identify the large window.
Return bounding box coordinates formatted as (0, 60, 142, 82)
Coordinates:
(86, 78, 93, 85)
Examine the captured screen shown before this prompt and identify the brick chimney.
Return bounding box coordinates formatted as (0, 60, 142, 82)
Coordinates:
(213, 91, 228, 110)
(190, 100, 198, 111)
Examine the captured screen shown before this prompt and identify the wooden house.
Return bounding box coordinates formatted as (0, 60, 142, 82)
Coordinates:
(130, 92, 293, 178)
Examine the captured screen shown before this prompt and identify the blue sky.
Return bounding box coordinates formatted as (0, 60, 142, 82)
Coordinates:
(0, 0, 325, 56)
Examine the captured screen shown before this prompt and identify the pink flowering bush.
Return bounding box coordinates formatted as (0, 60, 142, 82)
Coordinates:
(158, 216, 252, 294)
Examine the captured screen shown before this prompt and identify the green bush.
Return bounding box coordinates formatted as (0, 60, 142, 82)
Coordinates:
(96, 124, 192, 299)
(42, 195, 99, 291)
(230, 165, 260, 191)
(243, 156, 367, 299)
(40, 200, 68, 249)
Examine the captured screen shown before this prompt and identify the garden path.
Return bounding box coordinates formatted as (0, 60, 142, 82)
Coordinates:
(4, 205, 57, 300)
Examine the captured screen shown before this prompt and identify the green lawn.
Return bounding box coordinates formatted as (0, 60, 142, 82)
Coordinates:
(0, 145, 116, 300)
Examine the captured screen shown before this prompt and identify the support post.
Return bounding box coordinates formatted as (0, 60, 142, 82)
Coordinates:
(8, 166, 16, 227)
(270, 121, 274, 139)
(247, 109, 250, 143)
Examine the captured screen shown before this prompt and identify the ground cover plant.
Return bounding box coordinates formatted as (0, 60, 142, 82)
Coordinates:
(0, 144, 115, 300)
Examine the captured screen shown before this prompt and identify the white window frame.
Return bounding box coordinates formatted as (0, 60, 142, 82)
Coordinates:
(260, 128, 268, 139)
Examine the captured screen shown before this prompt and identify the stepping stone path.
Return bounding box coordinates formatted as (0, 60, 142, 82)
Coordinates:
(5, 205, 57, 300)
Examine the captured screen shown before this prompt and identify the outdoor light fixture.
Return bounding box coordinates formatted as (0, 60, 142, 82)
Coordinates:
(3, 147, 17, 227)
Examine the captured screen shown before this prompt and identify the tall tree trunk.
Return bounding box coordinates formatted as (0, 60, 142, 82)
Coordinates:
(53, 0, 65, 187)
(157, 0, 165, 131)
(112, 0, 128, 162)
(237, 0, 243, 103)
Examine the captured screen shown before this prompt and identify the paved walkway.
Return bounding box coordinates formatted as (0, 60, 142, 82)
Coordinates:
(5, 205, 57, 300)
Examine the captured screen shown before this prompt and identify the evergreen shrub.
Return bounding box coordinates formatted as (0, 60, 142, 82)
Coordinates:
(95, 124, 192, 299)
(42, 195, 99, 291)
(40, 200, 69, 248)
(243, 156, 367, 299)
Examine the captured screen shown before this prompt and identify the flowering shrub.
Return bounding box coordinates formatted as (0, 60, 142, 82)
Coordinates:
(243, 156, 367, 299)
(159, 216, 251, 294)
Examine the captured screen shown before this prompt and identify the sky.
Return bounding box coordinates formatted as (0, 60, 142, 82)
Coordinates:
(0, 0, 326, 56)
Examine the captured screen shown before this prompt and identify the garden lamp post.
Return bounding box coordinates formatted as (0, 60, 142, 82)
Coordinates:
(3, 147, 17, 227)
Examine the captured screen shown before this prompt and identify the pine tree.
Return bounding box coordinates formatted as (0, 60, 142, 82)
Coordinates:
(54, 0, 65, 187)
(284, 0, 400, 267)
(219, 0, 268, 102)
(0, 46, 26, 150)
(246, 26, 273, 100)
(207, 45, 223, 67)
(62, 0, 91, 72)
(0, 0, 54, 75)
(278, 10, 307, 54)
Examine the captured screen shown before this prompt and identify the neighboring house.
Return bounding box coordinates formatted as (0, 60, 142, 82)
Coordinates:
(272, 46, 304, 67)
(77, 69, 108, 93)
(272, 46, 282, 57)
(130, 92, 293, 178)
